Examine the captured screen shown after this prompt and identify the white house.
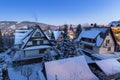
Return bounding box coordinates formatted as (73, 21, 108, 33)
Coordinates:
(111, 27, 120, 51)
(76, 27, 115, 54)
(21, 25, 52, 58)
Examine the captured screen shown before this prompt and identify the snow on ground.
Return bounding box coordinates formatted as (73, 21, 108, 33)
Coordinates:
(96, 59, 120, 76)
(8, 63, 42, 80)
(45, 56, 99, 80)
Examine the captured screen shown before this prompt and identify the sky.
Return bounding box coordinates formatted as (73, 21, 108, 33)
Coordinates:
(0, 0, 120, 25)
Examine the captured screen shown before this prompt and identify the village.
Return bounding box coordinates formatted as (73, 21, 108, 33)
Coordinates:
(0, 20, 120, 80)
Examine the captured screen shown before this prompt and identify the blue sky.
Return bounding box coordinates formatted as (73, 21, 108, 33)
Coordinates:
(0, 0, 120, 25)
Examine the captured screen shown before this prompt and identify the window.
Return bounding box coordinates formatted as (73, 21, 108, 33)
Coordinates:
(84, 44, 93, 50)
(108, 47, 111, 51)
(106, 40, 110, 44)
(32, 40, 37, 45)
(39, 40, 43, 45)
(35, 32, 41, 37)
(39, 49, 46, 53)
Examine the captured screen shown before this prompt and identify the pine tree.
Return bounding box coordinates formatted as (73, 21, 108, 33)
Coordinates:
(70, 24, 73, 31)
(94, 23, 97, 27)
(75, 24, 82, 39)
(0, 29, 4, 52)
(57, 24, 77, 58)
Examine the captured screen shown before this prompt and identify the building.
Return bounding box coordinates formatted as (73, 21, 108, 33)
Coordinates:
(52, 31, 64, 43)
(111, 27, 120, 51)
(76, 27, 115, 54)
(21, 25, 52, 58)
(108, 21, 120, 27)
(43, 56, 99, 80)
(44, 30, 64, 44)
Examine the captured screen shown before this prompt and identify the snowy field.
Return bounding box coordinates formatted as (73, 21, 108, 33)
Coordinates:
(8, 63, 42, 80)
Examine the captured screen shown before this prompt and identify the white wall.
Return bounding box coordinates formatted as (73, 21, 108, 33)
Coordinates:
(99, 33, 115, 54)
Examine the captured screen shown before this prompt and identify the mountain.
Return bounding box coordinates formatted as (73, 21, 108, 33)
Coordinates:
(0, 21, 58, 30)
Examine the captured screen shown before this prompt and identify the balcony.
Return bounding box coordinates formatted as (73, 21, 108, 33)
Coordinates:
(103, 43, 114, 48)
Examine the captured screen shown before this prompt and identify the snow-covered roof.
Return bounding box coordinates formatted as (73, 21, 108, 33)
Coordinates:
(45, 56, 99, 80)
(76, 27, 109, 47)
(24, 45, 51, 50)
(78, 29, 101, 40)
(108, 21, 120, 27)
(53, 31, 63, 40)
(44, 30, 53, 40)
(14, 29, 32, 45)
(96, 59, 120, 76)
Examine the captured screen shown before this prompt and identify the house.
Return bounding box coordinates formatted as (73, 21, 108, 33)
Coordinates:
(43, 56, 99, 80)
(52, 31, 64, 43)
(95, 59, 120, 76)
(44, 30, 53, 40)
(108, 21, 120, 27)
(21, 25, 52, 58)
(14, 29, 32, 49)
(111, 27, 120, 51)
(76, 27, 115, 54)
(44, 30, 64, 44)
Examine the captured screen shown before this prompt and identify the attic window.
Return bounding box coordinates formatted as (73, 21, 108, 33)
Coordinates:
(106, 40, 110, 44)
(35, 32, 41, 37)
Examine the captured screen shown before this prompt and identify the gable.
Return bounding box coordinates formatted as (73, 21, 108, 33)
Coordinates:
(53, 31, 64, 41)
(32, 28, 44, 37)
(22, 26, 52, 49)
(101, 32, 115, 47)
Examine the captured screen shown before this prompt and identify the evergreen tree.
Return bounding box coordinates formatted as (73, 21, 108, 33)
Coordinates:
(0, 29, 4, 52)
(94, 23, 97, 27)
(75, 24, 82, 39)
(57, 24, 78, 58)
(70, 24, 73, 31)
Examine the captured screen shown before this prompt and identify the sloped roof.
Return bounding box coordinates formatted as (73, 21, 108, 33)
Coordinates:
(22, 25, 52, 49)
(45, 56, 99, 80)
(53, 31, 64, 40)
(96, 59, 120, 76)
(44, 30, 53, 40)
(108, 21, 120, 27)
(76, 27, 110, 47)
(14, 29, 32, 45)
(78, 29, 101, 39)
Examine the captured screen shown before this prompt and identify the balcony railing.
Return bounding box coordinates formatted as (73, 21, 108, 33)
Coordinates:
(103, 43, 114, 48)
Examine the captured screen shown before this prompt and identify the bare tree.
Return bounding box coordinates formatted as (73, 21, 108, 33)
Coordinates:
(21, 66, 33, 80)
